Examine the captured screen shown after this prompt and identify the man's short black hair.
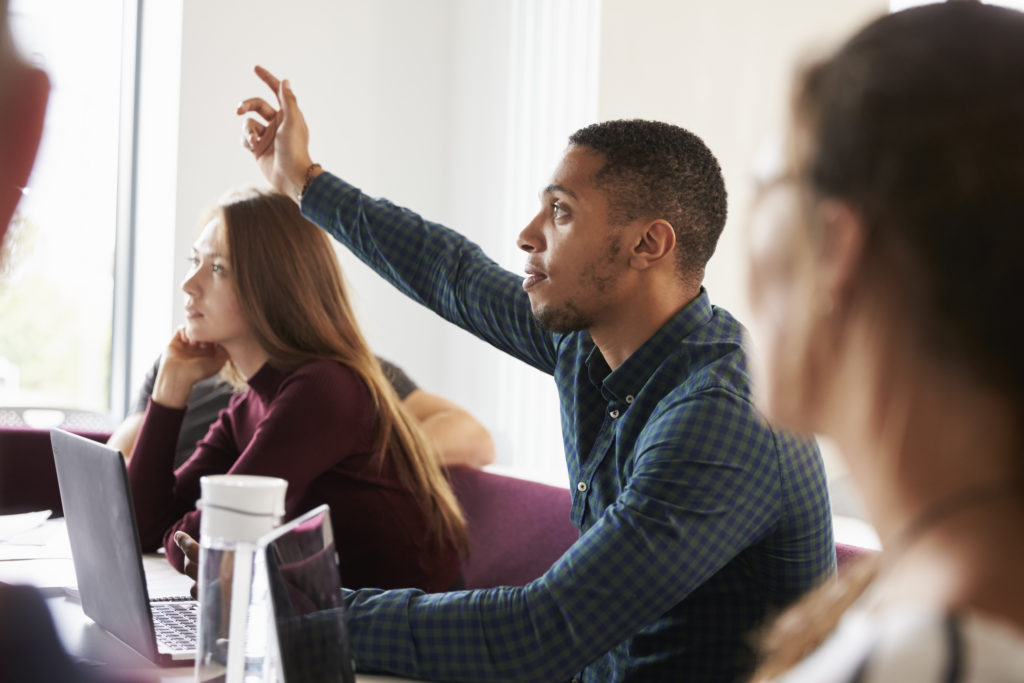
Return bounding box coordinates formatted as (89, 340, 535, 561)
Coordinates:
(568, 119, 728, 279)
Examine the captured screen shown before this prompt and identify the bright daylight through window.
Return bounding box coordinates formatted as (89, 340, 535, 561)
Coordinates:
(0, 1, 126, 425)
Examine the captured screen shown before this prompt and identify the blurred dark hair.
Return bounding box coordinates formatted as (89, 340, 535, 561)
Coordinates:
(793, 1, 1024, 414)
(569, 119, 728, 281)
(755, 3, 1024, 678)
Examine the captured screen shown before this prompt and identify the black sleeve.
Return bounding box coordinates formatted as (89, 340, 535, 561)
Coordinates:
(131, 356, 161, 414)
(375, 356, 418, 401)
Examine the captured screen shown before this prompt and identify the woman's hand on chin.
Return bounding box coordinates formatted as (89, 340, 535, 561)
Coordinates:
(152, 327, 230, 408)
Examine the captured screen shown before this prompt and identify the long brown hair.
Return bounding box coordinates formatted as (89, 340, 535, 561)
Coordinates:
(213, 188, 466, 552)
(754, 2, 1024, 678)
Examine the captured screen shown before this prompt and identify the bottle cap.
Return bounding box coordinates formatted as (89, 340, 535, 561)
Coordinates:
(198, 474, 287, 543)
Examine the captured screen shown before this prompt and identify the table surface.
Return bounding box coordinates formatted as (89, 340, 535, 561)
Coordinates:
(0, 515, 412, 682)
(2, 507, 878, 681)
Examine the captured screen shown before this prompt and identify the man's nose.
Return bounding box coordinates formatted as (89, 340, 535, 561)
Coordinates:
(517, 212, 545, 253)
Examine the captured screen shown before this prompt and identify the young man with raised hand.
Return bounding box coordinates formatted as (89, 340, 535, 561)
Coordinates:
(210, 66, 835, 682)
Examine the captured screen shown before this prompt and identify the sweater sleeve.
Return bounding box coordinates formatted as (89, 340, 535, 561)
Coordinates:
(126, 391, 241, 565)
(125, 399, 201, 552)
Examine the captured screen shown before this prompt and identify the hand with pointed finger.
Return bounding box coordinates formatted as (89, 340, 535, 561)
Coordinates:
(237, 65, 317, 200)
(173, 531, 201, 599)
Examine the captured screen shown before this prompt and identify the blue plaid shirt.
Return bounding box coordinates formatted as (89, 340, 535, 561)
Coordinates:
(302, 172, 834, 682)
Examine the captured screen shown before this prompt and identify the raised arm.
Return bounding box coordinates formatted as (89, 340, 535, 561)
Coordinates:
(126, 329, 230, 550)
(237, 66, 560, 374)
(236, 65, 316, 201)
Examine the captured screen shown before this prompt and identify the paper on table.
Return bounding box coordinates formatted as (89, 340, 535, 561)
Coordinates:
(0, 518, 72, 561)
(0, 541, 73, 561)
(0, 558, 76, 596)
(0, 510, 52, 542)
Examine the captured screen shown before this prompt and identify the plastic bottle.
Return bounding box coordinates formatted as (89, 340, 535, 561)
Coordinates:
(194, 474, 287, 683)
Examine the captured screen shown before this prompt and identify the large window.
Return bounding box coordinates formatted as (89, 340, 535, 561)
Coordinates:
(0, 1, 131, 415)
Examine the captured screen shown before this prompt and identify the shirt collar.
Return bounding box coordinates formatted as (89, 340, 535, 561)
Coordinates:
(585, 288, 713, 401)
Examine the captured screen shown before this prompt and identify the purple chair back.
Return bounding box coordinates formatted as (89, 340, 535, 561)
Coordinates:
(446, 466, 578, 589)
(0, 427, 109, 516)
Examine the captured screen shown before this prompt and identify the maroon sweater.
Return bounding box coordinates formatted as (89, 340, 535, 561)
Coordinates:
(126, 358, 460, 593)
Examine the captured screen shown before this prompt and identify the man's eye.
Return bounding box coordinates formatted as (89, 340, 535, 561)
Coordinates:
(552, 202, 567, 219)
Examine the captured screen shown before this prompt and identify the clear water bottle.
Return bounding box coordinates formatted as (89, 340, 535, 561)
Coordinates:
(195, 474, 287, 683)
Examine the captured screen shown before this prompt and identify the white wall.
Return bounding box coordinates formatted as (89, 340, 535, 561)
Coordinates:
(597, 0, 887, 480)
(598, 0, 887, 325)
(134, 0, 888, 482)
(134, 0, 465, 408)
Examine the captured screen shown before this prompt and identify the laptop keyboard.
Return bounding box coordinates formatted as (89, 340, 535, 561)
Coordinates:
(151, 600, 198, 653)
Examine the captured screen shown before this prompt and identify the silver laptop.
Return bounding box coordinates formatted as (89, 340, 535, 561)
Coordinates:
(50, 428, 197, 664)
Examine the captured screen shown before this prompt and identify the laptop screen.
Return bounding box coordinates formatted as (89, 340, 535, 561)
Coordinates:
(50, 428, 164, 663)
(257, 504, 353, 683)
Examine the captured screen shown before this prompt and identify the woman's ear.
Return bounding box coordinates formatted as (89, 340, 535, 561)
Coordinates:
(629, 219, 676, 270)
(816, 200, 865, 308)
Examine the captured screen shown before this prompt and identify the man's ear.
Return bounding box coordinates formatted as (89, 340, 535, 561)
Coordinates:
(629, 219, 676, 270)
(816, 199, 864, 306)
(0, 64, 50, 238)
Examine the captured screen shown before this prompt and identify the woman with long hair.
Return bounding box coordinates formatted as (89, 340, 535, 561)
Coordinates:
(127, 189, 465, 592)
(746, 2, 1024, 680)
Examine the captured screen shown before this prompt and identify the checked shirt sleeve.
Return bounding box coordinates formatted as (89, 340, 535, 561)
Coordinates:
(340, 388, 785, 681)
(302, 172, 559, 374)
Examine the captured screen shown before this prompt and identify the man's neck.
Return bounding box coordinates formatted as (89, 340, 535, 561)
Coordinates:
(590, 285, 699, 370)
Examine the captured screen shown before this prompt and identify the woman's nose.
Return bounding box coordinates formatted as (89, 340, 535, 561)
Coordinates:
(181, 267, 200, 295)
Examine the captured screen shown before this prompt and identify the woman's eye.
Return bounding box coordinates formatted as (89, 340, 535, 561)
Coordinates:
(552, 202, 567, 220)
(212, 263, 224, 274)
(187, 255, 199, 267)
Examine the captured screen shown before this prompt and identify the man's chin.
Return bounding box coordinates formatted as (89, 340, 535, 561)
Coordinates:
(531, 304, 589, 334)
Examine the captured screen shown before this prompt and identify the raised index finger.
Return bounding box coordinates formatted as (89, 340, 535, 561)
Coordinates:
(254, 65, 282, 98)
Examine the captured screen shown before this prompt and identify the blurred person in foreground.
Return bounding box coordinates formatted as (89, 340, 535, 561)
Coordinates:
(747, 2, 1024, 680)
(1, 2, 111, 682)
(0, 0, 47, 237)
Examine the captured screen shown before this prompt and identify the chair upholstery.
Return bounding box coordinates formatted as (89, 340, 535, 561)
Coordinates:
(446, 465, 578, 589)
(835, 541, 876, 575)
(0, 427, 109, 516)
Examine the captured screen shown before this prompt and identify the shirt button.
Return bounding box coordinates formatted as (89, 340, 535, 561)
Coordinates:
(577, 481, 587, 492)
(609, 409, 620, 418)
(625, 394, 634, 403)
